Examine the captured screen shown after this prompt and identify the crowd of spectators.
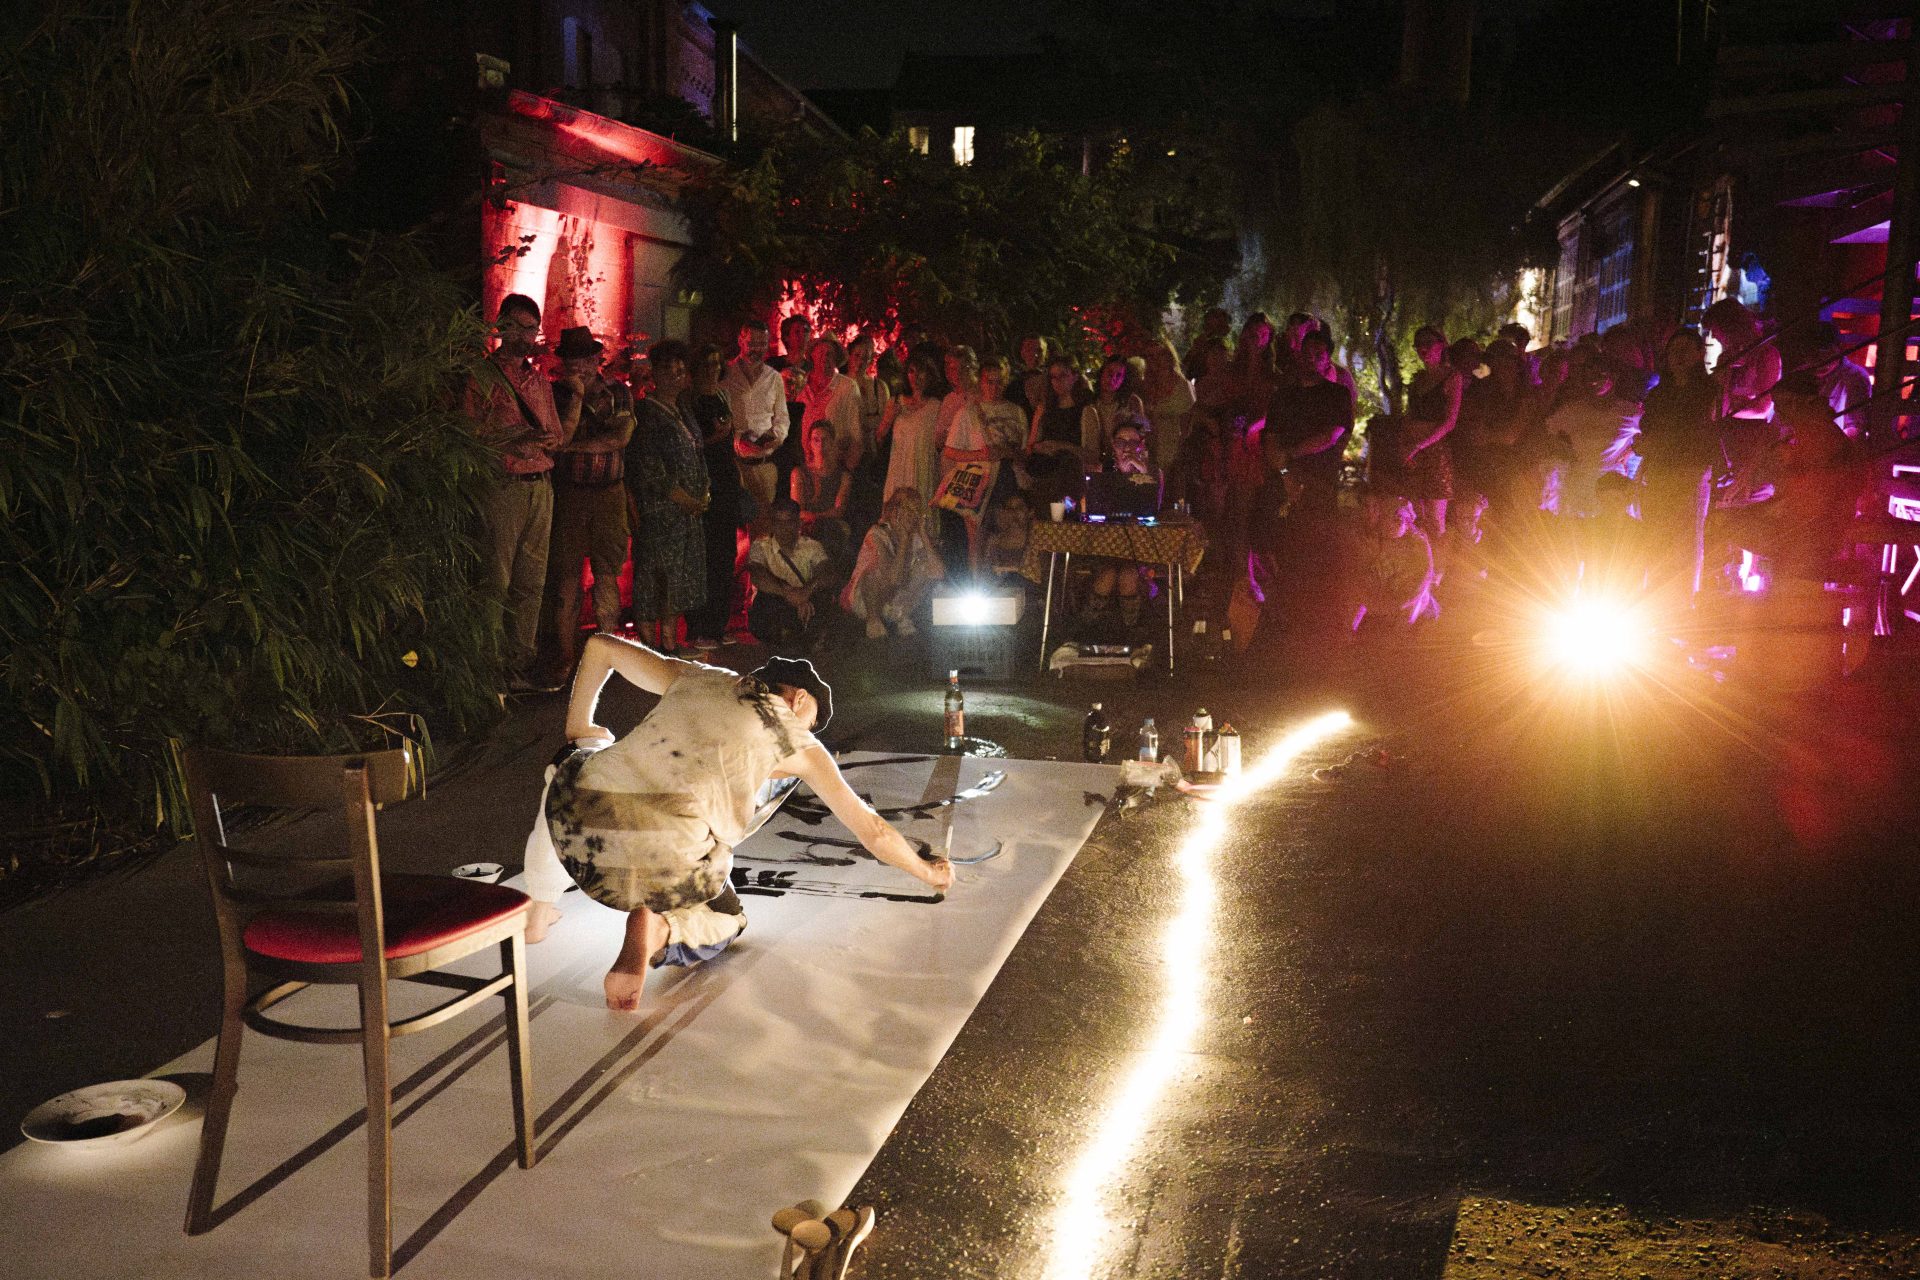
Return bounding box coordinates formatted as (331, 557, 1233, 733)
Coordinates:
(467, 289, 1881, 691)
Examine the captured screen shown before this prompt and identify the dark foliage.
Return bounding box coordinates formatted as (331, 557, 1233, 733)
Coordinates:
(0, 0, 506, 856)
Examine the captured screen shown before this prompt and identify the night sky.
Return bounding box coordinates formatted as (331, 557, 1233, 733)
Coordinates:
(715, 0, 1040, 89)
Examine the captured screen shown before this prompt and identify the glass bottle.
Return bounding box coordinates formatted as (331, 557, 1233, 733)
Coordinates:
(944, 669, 965, 750)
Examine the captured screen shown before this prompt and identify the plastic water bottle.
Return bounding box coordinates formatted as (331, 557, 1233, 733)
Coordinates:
(944, 669, 965, 750)
(1082, 702, 1112, 763)
(1137, 717, 1159, 762)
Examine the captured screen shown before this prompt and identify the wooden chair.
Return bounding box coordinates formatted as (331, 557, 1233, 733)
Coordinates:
(180, 745, 537, 1278)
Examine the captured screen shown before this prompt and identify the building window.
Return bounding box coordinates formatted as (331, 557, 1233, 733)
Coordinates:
(907, 127, 930, 156)
(563, 17, 593, 90)
(952, 125, 976, 166)
(1592, 198, 1636, 335)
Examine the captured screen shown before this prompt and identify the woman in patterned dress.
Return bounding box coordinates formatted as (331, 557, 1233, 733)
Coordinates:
(625, 339, 708, 651)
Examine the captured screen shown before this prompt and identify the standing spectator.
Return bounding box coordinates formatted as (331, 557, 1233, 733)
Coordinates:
(1545, 360, 1641, 519)
(626, 340, 709, 651)
(1637, 328, 1721, 598)
(546, 326, 635, 674)
(1497, 320, 1538, 385)
(933, 345, 982, 567)
(1704, 299, 1783, 507)
(1456, 337, 1532, 516)
(1183, 307, 1233, 381)
(722, 320, 784, 520)
(1193, 313, 1279, 569)
(747, 500, 835, 646)
(1081, 355, 1147, 466)
(1263, 330, 1353, 523)
(1008, 335, 1050, 414)
(465, 293, 572, 691)
(975, 357, 1032, 487)
(1141, 337, 1196, 485)
(1280, 312, 1317, 376)
(800, 337, 863, 481)
(1382, 325, 1463, 539)
(682, 343, 743, 650)
(847, 330, 892, 533)
(1257, 330, 1352, 627)
(940, 355, 1025, 568)
(843, 487, 946, 639)
(1810, 321, 1872, 439)
(879, 351, 946, 534)
(1027, 355, 1091, 503)
(938, 345, 980, 449)
(768, 314, 813, 500)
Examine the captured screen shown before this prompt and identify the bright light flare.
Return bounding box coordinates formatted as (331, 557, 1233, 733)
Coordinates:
(1041, 710, 1353, 1279)
(1540, 596, 1649, 677)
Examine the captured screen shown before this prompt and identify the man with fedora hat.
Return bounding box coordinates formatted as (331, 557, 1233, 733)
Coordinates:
(519, 631, 954, 1011)
(545, 325, 635, 677)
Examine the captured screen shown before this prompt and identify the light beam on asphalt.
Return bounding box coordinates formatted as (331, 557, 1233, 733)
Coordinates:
(1042, 709, 1354, 1278)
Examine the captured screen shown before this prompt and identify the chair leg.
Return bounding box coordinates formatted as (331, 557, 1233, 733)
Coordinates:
(184, 985, 246, 1234)
(500, 932, 537, 1169)
(359, 975, 394, 1279)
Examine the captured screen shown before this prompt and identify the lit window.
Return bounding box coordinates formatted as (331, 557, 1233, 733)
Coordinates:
(952, 125, 976, 166)
(907, 127, 930, 156)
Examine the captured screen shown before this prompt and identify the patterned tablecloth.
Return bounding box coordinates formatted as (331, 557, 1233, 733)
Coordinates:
(1019, 518, 1209, 583)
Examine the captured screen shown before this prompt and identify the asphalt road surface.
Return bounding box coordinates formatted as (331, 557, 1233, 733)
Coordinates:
(835, 631, 1920, 1279)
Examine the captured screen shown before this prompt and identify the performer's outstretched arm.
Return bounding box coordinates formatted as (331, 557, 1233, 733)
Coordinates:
(780, 745, 954, 892)
(563, 632, 700, 746)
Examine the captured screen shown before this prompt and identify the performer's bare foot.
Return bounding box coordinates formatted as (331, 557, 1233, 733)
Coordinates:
(524, 901, 563, 944)
(604, 907, 670, 1012)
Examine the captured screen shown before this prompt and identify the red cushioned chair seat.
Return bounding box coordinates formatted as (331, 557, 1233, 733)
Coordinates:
(243, 874, 530, 965)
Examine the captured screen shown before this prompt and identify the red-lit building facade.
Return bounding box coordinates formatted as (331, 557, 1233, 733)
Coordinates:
(364, 1, 841, 357)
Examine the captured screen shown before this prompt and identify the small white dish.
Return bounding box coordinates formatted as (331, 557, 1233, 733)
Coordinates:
(21, 1079, 187, 1150)
(451, 862, 507, 883)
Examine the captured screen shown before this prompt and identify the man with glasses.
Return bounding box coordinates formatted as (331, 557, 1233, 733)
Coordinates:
(466, 293, 576, 691)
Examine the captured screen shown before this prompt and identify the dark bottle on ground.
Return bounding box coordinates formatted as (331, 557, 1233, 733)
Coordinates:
(1083, 702, 1112, 763)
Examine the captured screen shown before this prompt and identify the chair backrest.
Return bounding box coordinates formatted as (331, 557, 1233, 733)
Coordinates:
(183, 745, 417, 969)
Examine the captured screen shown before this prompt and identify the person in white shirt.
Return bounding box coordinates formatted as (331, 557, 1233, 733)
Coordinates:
(1546, 362, 1642, 518)
(721, 319, 786, 518)
(523, 639, 952, 1010)
(748, 500, 835, 645)
(843, 488, 945, 639)
(1811, 322, 1873, 439)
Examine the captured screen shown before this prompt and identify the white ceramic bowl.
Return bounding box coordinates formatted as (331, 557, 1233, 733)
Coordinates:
(21, 1079, 187, 1150)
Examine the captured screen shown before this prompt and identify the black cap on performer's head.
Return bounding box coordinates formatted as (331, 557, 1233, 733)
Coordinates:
(750, 656, 833, 732)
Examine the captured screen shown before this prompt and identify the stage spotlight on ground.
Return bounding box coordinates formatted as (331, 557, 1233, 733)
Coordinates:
(1540, 596, 1649, 677)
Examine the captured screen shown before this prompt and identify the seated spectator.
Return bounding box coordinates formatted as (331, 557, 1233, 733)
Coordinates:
(1085, 421, 1159, 632)
(982, 489, 1032, 582)
(793, 413, 852, 562)
(747, 500, 834, 647)
(844, 487, 946, 639)
(1350, 492, 1436, 634)
(1576, 471, 1655, 597)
